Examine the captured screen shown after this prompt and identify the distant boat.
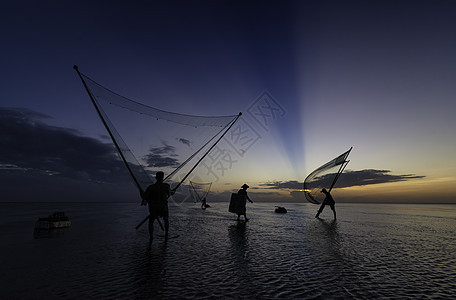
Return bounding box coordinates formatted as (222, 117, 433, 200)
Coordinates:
(274, 206, 287, 214)
(35, 212, 71, 230)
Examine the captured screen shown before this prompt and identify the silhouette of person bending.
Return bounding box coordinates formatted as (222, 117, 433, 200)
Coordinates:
(201, 198, 210, 209)
(237, 184, 253, 221)
(141, 171, 171, 240)
(315, 188, 336, 219)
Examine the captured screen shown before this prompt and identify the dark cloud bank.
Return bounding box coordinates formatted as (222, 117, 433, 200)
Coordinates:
(258, 169, 425, 202)
(259, 170, 425, 191)
(1, 108, 136, 202)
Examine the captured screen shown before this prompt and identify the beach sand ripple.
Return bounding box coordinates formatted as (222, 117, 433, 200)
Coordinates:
(0, 202, 455, 299)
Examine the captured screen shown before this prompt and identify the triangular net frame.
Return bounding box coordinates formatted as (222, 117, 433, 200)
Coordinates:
(189, 181, 212, 203)
(304, 148, 352, 204)
(74, 67, 240, 195)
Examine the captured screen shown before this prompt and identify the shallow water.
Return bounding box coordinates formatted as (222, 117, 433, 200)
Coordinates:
(1, 202, 455, 299)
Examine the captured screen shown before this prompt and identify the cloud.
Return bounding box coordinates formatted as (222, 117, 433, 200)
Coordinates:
(143, 142, 180, 168)
(0, 107, 129, 184)
(336, 169, 425, 188)
(258, 180, 302, 190)
(259, 169, 425, 190)
(177, 138, 191, 147)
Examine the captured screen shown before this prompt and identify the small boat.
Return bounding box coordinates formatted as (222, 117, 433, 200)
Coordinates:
(35, 212, 71, 230)
(274, 206, 287, 214)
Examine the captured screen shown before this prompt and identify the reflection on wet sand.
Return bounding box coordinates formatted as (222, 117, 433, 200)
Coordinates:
(33, 227, 70, 239)
(133, 240, 168, 298)
(228, 221, 251, 293)
(228, 222, 249, 262)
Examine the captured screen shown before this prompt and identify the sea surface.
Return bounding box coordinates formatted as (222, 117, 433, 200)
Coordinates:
(0, 202, 455, 299)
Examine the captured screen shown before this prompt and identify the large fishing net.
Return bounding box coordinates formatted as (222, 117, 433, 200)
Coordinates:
(189, 181, 212, 203)
(75, 67, 240, 194)
(303, 148, 352, 204)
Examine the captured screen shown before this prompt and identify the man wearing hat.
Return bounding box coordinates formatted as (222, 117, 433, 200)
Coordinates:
(237, 184, 253, 221)
(315, 188, 336, 219)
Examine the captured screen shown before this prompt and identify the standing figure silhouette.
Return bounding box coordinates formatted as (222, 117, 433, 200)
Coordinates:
(315, 188, 336, 219)
(237, 184, 253, 221)
(141, 171, 171, 240)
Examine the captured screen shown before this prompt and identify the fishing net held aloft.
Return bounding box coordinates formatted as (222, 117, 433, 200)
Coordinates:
(75, 68, 240, 193)
(304, 148, 352, 204)
(189, 181, 212, 203)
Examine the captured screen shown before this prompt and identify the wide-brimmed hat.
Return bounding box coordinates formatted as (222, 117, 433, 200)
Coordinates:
(242, 184, 249, 189)
(321, 188, 327, 193)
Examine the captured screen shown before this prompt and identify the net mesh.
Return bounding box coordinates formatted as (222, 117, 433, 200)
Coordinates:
(79, 72, 239, 192)
(189, 181, 212, 202)
(303, 148, 351, 204)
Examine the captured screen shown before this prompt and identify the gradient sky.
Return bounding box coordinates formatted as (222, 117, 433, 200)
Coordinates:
(1, 0, 455, 203)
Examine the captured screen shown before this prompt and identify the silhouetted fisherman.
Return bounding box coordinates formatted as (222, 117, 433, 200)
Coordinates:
(237, 184, 253, 221)
(201, 198, 210, 209)
(141, 171, 171, 240)
(315, 188, 336, 219)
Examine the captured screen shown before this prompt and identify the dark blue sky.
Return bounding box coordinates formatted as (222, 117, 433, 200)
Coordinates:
(2, 1, 456, 203)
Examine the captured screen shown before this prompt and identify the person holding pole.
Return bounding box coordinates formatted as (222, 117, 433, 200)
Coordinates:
(141, 171, 172, 240)
(315, 188, 336, 219)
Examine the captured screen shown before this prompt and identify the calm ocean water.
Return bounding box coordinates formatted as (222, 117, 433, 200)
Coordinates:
(0, 201, 455, 299)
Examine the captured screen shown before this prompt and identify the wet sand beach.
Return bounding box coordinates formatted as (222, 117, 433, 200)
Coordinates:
(1, 202, 455, 299)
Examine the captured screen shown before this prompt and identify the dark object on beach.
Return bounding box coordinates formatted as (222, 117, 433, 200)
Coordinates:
(275, 206, 287, 213)
(201, 198, 211, 209)
(35, 212, 71, 230)
(229, 193, 244, 214)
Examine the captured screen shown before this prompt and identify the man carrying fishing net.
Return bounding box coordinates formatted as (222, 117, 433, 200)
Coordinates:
(141, 171, 172, 240)
(315, 188, 336, 219)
